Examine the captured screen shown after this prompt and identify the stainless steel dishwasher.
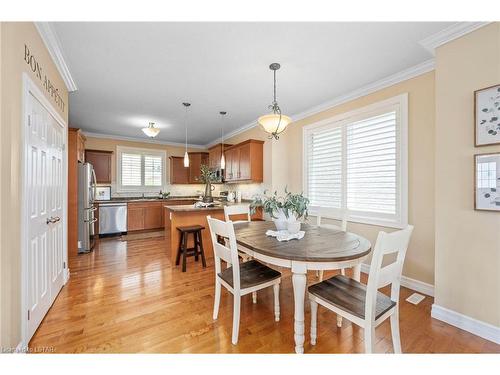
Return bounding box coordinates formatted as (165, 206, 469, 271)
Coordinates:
(99, 202, 127, 235)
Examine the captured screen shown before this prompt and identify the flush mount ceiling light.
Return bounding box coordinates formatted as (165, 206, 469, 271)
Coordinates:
(183, 102, 191, 168)
(220, 111, 227, 170)
(142, 122, 160, 138)
(257, 63, 292, 140)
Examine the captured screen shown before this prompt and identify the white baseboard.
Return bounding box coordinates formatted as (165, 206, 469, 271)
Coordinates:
(360, 263, 435, 297)
(431, 304, 500, 345)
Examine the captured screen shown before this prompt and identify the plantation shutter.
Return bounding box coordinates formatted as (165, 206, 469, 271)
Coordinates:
(306, 125, 342, 208)
(346, 111, 397, 215)
(121, 153, 142, 186)
(144, 155, 162, 186)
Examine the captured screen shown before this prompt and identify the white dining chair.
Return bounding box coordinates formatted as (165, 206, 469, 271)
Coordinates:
(224, 204, 258, 301)
(207, 215, 282, 345)
(315, 208, 348, 282)
(308, 225, 414, 353)
(224, 204, 251, 224)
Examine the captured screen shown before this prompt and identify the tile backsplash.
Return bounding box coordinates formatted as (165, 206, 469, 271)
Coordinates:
(98, 182, 266, 199)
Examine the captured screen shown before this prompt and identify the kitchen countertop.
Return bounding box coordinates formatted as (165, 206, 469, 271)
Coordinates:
(165, 201, 251, 212)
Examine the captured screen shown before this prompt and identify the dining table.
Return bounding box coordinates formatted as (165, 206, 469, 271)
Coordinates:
(233, 221, 372, 354)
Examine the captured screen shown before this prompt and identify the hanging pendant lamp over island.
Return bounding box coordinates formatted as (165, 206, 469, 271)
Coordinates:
(142, 122, 160, 138)
(183, 102, 191, 167)
(219, 111, 227, 170)
(257, 63, 292, 140)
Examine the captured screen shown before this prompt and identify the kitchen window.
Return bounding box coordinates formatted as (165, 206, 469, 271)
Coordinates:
(303, 94, 408, 228)
(116, 146, 166, 192)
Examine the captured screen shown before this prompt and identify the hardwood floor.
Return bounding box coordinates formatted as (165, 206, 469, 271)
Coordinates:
(29, 232, 500, 353)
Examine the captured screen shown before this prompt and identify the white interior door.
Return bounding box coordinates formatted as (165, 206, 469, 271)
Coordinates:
(25, 89, 65, 341)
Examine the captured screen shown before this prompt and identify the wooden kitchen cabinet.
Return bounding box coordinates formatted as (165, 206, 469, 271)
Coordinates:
(188, 152, 209, 183)
(144, 203, 163, 229)
(127, 204, 145, 231)
(68, 128, 86, 258)
(85, 149, 113, 183)
(224, 139, 264, 183)
(208, 143, 232, 170)
(169, 156, 189, 184)
(127, 201, 166, 231)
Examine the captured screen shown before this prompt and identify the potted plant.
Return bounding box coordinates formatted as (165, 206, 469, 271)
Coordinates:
(200, 164, 217, 203)
(251, 188, 309, 232)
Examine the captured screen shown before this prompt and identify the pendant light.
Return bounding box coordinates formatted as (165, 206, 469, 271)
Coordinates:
(257, 62, 292, 140)
(219, 111, 227, 170)
(142, 122, 160, 138)
(182, 102, 191, 167)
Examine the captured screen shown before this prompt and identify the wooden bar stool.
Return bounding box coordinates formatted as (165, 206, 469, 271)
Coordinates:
(175, 225, 207, 272)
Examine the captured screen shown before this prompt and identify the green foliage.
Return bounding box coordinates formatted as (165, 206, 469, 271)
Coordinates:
(250, 187, 309, 220)
(200, 164, 217, 184)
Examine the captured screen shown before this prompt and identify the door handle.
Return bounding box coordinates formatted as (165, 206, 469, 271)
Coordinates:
(46, 216, 60, 224)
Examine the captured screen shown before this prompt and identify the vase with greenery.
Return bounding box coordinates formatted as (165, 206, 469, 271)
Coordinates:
(250, 188, 309, 232)
(200, 164, 217, 203)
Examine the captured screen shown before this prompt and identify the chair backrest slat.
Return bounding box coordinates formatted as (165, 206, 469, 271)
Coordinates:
(224, 204, 251, 224)
(316, 208, 348, 232)
(365, 225, 414, 321)
(206, 215, 241, 289)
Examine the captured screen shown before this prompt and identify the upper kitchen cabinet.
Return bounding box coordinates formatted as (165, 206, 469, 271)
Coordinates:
(169, 156, 189, 184)
(208, 143, 232, 170)
(188, 152, 209, 183)
(85, 149, 113, 183)
(224, 139, 264, 183)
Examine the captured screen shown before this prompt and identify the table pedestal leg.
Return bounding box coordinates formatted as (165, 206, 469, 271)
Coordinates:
(291, 263, 307, 354)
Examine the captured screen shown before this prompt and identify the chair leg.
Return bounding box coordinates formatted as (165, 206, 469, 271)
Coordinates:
(232, 294, 241, 345)
(252, 291, 257, 304)
(213, 279, 221, 320)
(364, 324, 375, 353)
(273, 283, 280, 322)
(175, 233, 183, 266)
(194, 232, 199, 261)
(318, 270, 324, 281)
(310, 299, 318, 345)
(390, 308, 402, 353)
(181, 232, 188, 272)
(198, 231, 207, 268)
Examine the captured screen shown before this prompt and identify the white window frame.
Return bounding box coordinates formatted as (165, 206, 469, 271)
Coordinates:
(303, 93, 408, 229)
(116, 145, 167, 192)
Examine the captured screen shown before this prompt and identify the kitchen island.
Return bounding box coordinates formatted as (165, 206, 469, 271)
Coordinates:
(164, 202, 262, 265)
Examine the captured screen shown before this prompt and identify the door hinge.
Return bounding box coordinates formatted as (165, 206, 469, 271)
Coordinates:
(28, 115, 31, 127)
(27, 310, 30, 321)
(63, 261, 66, 269)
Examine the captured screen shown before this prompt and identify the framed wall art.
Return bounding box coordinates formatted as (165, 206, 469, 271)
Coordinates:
(475, 84, 500, 146)
(475, 152, 500, 211)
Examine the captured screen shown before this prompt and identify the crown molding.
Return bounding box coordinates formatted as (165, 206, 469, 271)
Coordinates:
(35, 22, 78, 92)
(419, 22, 491, 55)
(207, 58, 435, 146)
(83, 131, 207, 149)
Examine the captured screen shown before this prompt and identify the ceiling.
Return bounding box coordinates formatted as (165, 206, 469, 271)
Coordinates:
(53, 22, 452, 146)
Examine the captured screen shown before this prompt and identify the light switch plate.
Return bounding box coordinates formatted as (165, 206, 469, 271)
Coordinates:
(406, 292, 425, 305)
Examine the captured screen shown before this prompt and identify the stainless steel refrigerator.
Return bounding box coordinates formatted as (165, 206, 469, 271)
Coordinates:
(78, 162, 97, 253)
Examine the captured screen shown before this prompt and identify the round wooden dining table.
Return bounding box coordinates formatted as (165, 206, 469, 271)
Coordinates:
(233, 221, 372, 354)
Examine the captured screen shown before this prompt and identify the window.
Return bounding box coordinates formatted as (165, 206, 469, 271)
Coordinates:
(116, 146, 166, 192)
(303, 94, 408, 228)
(477, 161, 497, 189)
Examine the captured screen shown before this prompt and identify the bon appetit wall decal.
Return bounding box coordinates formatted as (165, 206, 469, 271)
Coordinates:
(24, 44, 66, 113)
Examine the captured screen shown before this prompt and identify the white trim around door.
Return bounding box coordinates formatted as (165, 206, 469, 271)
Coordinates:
(20, 73, 69, 348)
